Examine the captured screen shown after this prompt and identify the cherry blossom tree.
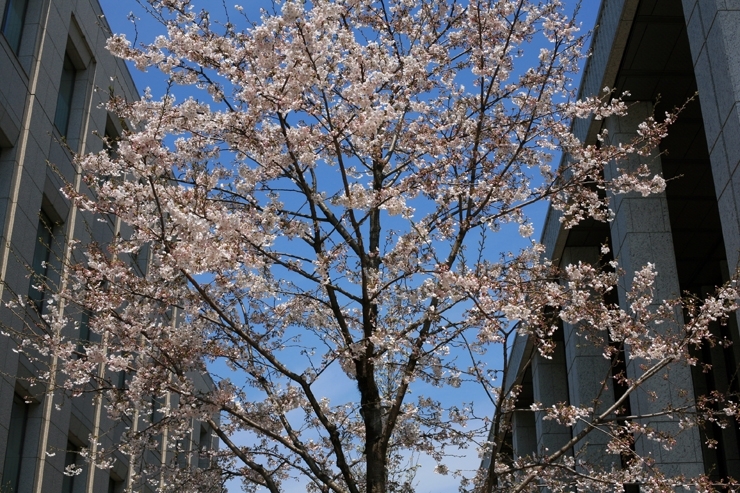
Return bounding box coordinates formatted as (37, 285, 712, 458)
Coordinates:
(9, 0, 740, 491)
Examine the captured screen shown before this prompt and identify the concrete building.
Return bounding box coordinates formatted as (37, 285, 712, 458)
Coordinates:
(495, 0, 740, 484)
(0, 1, 216, 492)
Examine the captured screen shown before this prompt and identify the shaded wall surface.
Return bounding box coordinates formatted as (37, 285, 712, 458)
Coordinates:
(501, 0, 740, 483)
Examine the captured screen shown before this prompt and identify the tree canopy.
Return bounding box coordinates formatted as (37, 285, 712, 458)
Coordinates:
(11, 0, 740, 491)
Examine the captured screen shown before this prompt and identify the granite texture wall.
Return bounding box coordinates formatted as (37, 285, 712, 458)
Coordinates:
(502, 0, 740, 482)
(0, 1, 215, 492)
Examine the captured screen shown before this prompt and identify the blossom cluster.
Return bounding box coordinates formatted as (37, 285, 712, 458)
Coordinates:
(9, 0, 736, 492)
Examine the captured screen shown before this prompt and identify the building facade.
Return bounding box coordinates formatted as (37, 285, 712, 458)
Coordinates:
(0, 1, 216, 492)
(497, 0, 740, 484)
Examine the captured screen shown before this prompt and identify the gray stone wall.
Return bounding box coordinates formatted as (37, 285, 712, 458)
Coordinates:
(0, 1, 142, 491)
(503, 0, 740, 481)
(682, 0, 740, 271)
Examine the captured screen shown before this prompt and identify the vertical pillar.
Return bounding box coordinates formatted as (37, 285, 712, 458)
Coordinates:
(560, 246, 619, 470)
(511, 411, 537, 459)
(681, 0, 740, 273)
(604, 102, 704, 477)
(511, 370, 537, 459)
(531, 343, 571, 457)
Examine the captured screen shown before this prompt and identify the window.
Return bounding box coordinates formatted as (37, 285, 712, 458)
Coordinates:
(54, 53, 77, 137)
(28, 209, 54, 311)
(104, 115, 120, 158)
(198, 423, 211, 469)
(150, 396, 163, 424)
(1, 0, 29, 55)
(107, 477, 124, 493)
(1, 394, 30, 493)
(176, 438, 190, 469)
(116, 369, 126, 390)
(60, 441, 79, 493)
(131, 243, 150, 277)
(76, 309, 93, 358)
(54, 23, 93, 150)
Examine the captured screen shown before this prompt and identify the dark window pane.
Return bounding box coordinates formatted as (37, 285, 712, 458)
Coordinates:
(116, 369, 126, 389)
(1, 0, 29, 55)
(104, 116, 120, 158)
(29, 210, 52, 311)
(54, 53, 77, 136)
(198, 424, 211, 469)
(107, 478, 120, 493)
(60, 442, 78, 493)
(1, 394, 29, 493)
(76, 309, 91, 357)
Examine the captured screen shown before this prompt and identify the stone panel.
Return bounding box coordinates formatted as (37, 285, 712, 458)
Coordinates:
(604, 102, 704, 473)
(532, 344, 571, 456)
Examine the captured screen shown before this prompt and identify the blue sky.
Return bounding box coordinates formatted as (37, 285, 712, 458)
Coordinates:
(95, 1, 602, 491)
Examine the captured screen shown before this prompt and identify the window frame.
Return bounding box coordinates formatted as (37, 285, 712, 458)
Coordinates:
(28, 209, 54, 312)
(54, 52, 77, 137)
(1, 0, 30, 55)
(60, 441, 79, 493)
(1, 393, 30, 493)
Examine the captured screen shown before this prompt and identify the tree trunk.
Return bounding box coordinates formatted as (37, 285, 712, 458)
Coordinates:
(364, 401, 387, 493)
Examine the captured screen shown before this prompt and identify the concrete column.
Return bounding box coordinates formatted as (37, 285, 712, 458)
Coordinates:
(680, 5, 740, 421)
(511, 411, 537, 459)
(604, 102, 704, 477)
(681, 0, 740, 273)
(531, 343, 571, 457)
(510, 370, 537, 459)
(560, 246, 619, 470)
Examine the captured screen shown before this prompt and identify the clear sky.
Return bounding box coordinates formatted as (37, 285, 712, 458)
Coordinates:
(95, 1, 602, 491)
